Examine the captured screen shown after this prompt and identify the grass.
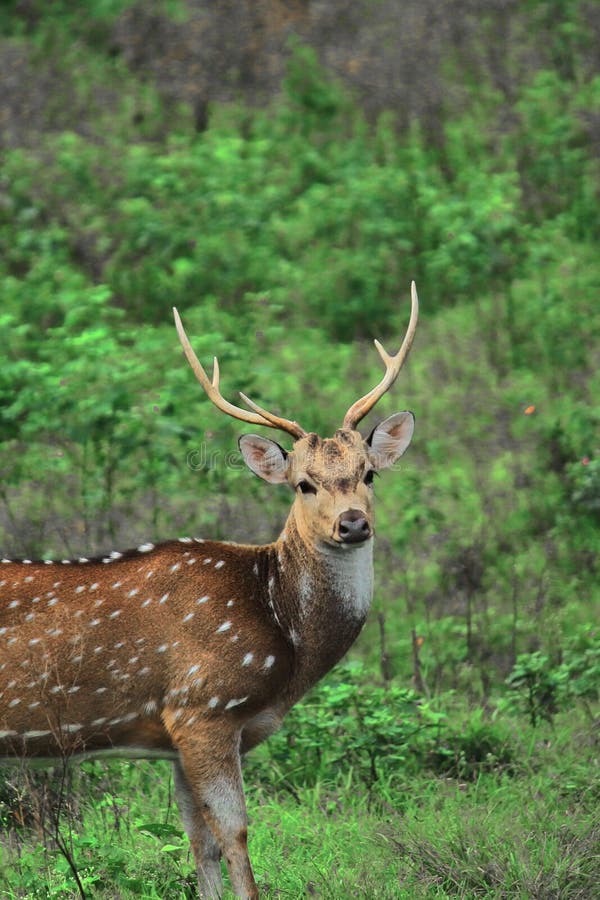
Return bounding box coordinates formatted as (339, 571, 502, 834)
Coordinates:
(1, 708, 598, 898)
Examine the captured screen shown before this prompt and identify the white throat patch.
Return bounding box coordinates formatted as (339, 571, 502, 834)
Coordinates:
(319, 540, 374, 620)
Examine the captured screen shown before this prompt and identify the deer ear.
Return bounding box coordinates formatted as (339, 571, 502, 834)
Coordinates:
(238, 434, 289, 484)
(367, 412, 414, 470)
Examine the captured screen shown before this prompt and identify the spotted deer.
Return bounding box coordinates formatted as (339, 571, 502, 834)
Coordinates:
(0, 283, 418, 898)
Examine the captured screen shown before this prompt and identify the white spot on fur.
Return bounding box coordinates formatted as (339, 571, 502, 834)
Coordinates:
(216, 621, 232, 633)
(215, 560, 225, 569)
(225, 697, 248, 710)
(264, 655, 276, 669)
(138, 543, 154, 553)
(242, 653, 254, 666)
(159, 593, 169, 605)
(208, 696, 219, 708)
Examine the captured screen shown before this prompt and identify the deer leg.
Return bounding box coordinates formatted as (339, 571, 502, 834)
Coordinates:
(173, 759, 223, 898)
(173, 729, 258, 900)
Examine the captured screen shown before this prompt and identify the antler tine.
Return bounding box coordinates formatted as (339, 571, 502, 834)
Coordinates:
(343, 281, 419, 431)
(173, 308, 306, 440)
(239, 392, 306, 439)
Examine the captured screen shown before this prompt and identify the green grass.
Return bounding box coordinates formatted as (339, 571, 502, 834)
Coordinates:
(1, 709, 598, 898)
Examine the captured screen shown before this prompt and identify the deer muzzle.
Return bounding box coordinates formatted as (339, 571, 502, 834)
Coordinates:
(335, 509, 373, 544)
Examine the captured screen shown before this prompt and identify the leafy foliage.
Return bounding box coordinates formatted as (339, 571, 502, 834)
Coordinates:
(504, 627, 600, 726)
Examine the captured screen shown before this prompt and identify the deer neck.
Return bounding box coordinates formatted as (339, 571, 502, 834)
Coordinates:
(266, 513, 373, 697)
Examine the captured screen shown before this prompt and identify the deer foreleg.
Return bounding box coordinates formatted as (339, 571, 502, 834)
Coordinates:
(173, 758, 223, 898)
(172, 724, 258, 900)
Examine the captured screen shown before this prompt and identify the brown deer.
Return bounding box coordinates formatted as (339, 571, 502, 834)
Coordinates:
(0, 283, 418, 898)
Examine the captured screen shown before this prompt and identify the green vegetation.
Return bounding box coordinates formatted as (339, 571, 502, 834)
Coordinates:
(0, 1, 599, 897)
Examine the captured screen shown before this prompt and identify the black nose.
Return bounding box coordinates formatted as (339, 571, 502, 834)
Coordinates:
(336, 509, 372, 544)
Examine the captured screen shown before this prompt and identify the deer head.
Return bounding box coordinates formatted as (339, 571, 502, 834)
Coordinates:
(174, 281, 418, 555)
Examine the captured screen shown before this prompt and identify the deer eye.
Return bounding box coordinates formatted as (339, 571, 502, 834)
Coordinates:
(297, 480, 317, 495)
(364, 469, 376, 486)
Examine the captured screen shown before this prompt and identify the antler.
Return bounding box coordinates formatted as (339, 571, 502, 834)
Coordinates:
(343, 281, 419, 431)
(173, 308, 307, 440)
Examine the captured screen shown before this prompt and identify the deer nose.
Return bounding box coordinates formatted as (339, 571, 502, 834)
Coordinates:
(336, 509, 372, 544)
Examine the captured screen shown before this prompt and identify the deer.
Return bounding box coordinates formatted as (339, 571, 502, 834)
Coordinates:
(0, 283, 419, 899)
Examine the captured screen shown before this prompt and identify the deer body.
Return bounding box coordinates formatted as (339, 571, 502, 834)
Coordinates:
(0, 522, 371, 763)
(1, 285, 419, 898)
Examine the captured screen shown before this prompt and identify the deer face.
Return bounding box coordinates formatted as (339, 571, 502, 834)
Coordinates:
(239, 412, 414, 550)
(174, 283, 418, 550)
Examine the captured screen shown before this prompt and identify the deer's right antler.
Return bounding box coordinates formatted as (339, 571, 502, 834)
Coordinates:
(174, 308, 307, 440)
